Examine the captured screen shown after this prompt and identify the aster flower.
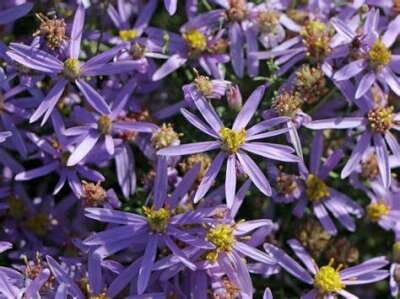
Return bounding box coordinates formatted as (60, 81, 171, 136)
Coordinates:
(264, 239, 389, 298)
(0, 2, 32, 25)
(364, 181, 400, 231)
(83, 158, 217, 295)
(305, 92, 400, 188)
(331, 10, 400, 99)
(390, 227, 400, 297)
(149, 24, 229, 80)
(64, 80, 157, 166)
(6, 4, 143, 125)
(13, 112, 105, 197)
(293, 132, 363, 235)
(158, 84, 299, 208)
(250, 19, 332, 76)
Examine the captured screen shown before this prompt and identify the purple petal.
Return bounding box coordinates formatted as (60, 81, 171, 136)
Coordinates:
(157, 141, 220, 156)
(181, 108, 219, 138)
(137, 234, 158, 294)
(75, 79, 111, 115)
(333, 59, 367, 81)
(287, 239, 318, 275)
(153, 157, 168, 209)
(232, 85, 265, 130)
(305, 117, 365, 130)
(355, 72, 376, 99)
(193, 151, 225, 203)
(313, 202, 337, 235)
(235, 241, 275, 265)
(229, 22, 244, 78)
(191, 90, 224, 133)
(163, 235, 196, 270)
(263, 243, 313, 284)
(237, 151, 272, 196)
(374, 134, 391, 187)
(381, 67, 400, 96)
(310, 131, 323, 174)
(84, 207, 147, 225)
(67, 131, 100, 166)
(242, 142, 299, 163)
(164, 0, 178, 15)
(385, 131, 400, 158)
(168, 163, 200, 209)
(341, 132, 371, 178)
(15, 161, 58, 181)
(152, 54, 187, 81)
(225, 154, 237, 209)
(69, 5, 85, 58)
(0, 3, 33, 25)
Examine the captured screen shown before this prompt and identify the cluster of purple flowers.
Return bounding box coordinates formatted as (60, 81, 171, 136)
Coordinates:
(1, 0, 400, 298)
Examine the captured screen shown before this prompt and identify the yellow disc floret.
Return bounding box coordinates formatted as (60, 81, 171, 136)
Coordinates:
(119, 29, 138, 41)
(368, 39, 391, 68)
(367, 106, 393, 133)
(306, 174, 330, 202)
(63, 58, 81, 79)
(144, 207, 170, 233)
(366, 202, 389, 222)
(206, 224, 236, 253)
(314, 259, 344, 294)
(97, 115, 112, 135)
(219, 127, 246, 153)
(301, 20, 331, 61)
(183, 30, 207, 54)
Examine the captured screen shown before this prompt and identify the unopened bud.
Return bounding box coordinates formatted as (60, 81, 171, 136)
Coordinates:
(227, 85, 242, 112)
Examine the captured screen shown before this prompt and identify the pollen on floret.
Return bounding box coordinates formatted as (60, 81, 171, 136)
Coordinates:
(63, 58, 81, 79)
(97, 115, 113, 135)
(313, 259, 344, 294)
(276, 173, 299, 196)
(144, 206, 170, 233)
(367, 106, 393, 133)
(306, 174, 330, 202)
(226, 0, 248, 22)
(205, 224, 236, 260)
(366, 202, 389, 222)
(257, 10, 279, 33)
(368, 39, 391, 68)
(34, 13, 67, 50)
(151, 123, 181, 149)
(80, 277, 109, 299)
(179, 153, 212, 181)
(119, 29, 138, 41)
(301, 20, 332, 60)
(272, 91, 302, 118)
(81, 181, 107, 207)
(219, 127, 246, 153)
(182, 30, 207, 55)
(295, 65, 328, 104)
(194, 72, 213, 97)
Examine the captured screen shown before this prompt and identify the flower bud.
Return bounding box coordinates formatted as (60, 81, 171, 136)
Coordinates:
(227, 85, 242, 112)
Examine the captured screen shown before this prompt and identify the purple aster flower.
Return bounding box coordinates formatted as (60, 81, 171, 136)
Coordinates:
(0, 2, 32, 25)
(305, 93, 400, 188)
(158, 84, 299, 208)
(83, 158, 217, 296)
(149, 23, 230, 80)
(293, 131, 363, 235)
(13, 112, 105, 197)
(331, 9, 400, 99)
(6, 4, 142, 125)
(364, 181, 400, 231)
(64, 80, 157, 166)
(264, 239, 389, 298)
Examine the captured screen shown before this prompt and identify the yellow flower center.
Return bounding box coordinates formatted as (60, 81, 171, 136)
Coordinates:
(367, 106, 393, 133)
(144, 207, 170, 233)
(119, 29, 138, 41)
(194, 75, 213, 97)
(151, 123, 180, 149)
(314, 259, 344, 294)
(366, 202, 389, 222)
(306, 174, 330, 202)
(368, 39, 391, 67)
(182, 30, 207, 53)
(300, 20, 331, 60)
(63, 58, 80, 79)
(219, 127, 246, 153)
(205, 224, 236, 262)
(97, 115, 112, 135)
